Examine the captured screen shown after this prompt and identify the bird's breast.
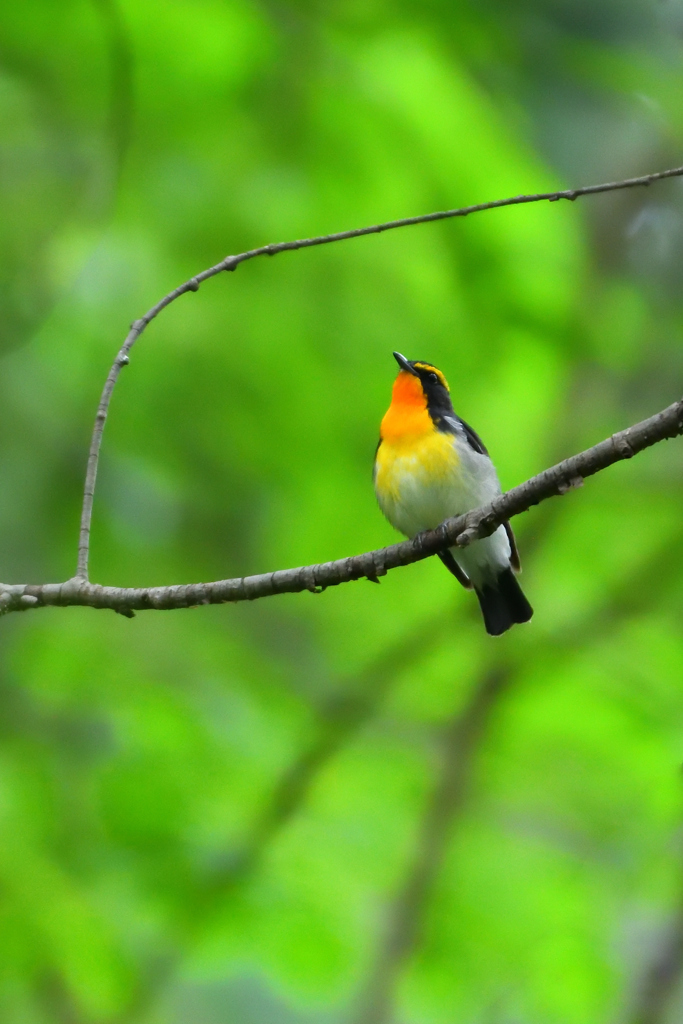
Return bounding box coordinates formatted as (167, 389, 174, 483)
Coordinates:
(375, 429, 460, 496)
(374, 429, 463, 537)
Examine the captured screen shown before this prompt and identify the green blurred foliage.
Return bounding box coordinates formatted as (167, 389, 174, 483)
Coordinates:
(2, 1, 683, 1022)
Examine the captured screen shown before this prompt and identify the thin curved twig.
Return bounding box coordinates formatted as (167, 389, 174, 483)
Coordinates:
(2, 394, 681, 615)
(75, 164, 683, 579)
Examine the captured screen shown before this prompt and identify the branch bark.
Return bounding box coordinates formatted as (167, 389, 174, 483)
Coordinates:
(74, 165, 683, 581)
(3, 394, 681, 617)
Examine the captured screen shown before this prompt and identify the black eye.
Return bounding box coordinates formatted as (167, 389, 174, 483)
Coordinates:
(428, 372, 439, 384)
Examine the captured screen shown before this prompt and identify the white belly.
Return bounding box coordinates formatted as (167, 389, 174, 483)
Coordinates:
(375, 431, 511, 586)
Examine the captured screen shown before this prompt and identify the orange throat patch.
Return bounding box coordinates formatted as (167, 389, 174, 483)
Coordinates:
(380, 370, 432, 446)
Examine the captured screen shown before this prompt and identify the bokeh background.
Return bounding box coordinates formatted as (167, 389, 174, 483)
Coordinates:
(2, 1, 683, 1022)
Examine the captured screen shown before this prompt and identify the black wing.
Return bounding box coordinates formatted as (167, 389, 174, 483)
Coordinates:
(504, 521, 521, 572)
(455, 415, 489, 456)
(438, 549, 473, 590)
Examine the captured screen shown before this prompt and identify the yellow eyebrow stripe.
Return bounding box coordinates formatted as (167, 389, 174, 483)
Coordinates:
(412, 363, 450, 391)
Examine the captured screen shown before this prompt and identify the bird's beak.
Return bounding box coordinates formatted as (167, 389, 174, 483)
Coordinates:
(393, 351, 418, 376)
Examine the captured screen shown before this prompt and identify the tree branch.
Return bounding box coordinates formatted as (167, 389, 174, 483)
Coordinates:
(2, 394, 679, 616)
(74, 165, 683, 580)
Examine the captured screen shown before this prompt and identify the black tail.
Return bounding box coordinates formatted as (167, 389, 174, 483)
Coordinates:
(474, 568, 533, 636)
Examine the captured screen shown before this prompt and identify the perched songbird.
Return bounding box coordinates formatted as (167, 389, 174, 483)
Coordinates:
(374, 352, 533, 635)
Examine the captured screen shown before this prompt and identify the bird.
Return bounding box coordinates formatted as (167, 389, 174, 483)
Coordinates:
(374, 351, 533, 636)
